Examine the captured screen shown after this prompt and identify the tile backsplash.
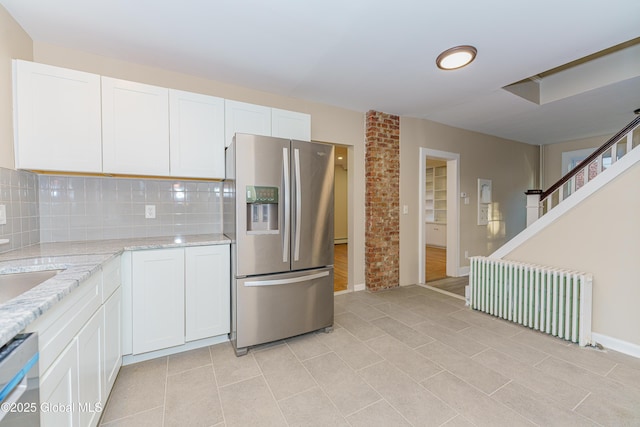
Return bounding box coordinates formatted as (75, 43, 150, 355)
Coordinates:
(0, 167, 40, 253)
(38, 175, 223, 243)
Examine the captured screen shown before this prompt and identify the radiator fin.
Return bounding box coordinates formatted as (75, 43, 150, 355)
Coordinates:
(469, 257, 592, 346)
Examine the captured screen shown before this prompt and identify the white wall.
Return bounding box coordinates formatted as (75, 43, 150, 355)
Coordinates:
(0, 7, 32, 168)
(504, 160, 640, 348)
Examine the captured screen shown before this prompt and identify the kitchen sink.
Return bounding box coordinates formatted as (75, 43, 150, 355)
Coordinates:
(0, 270, 61, 305)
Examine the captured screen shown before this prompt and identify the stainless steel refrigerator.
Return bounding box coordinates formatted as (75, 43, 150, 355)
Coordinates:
(224, 133, 334, 356)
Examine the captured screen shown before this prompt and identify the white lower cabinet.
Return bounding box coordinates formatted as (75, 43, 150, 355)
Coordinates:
(185, 245, 230, 342)
(27, 255, 122, 427)
(132, 248, 185, 354)
(103, 287, 122, 398)
(39, 339, 80, 427)
(76, 308, 104, 427)
(126, 245, 230, 356)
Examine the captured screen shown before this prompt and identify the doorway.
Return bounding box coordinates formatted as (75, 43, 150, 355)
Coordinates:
(333, 145, 349, 292)
(418, 148, 460, 283)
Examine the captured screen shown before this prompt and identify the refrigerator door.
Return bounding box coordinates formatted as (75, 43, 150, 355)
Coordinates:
(233, 267, 334, 353)
(291, 140, 335, 271)
(235, 134, 291, 276)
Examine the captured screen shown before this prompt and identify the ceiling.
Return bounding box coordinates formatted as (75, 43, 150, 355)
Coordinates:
(3, 0, 640, 145)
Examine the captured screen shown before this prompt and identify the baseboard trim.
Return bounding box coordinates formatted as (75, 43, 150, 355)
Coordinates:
(458, 266, 470, 276)
(591, 332, 640, 359)
(354, 283, 365, 292)
(334, 238, 348, 245)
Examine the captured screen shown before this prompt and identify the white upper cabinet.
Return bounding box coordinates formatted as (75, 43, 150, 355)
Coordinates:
(13, 60, 102, 173)
(271, 108, 311, 141)
(102, 77, 170, 176)
(224, 100, 271, 147)
(169, 89, 225, 179)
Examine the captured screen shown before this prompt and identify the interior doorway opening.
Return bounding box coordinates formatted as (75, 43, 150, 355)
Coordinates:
(419, 148, 460, 285)
(333, 144, 349, 292)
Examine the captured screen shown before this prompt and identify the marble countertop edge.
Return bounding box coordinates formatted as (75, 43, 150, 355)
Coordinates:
(0, 234, 230, 348)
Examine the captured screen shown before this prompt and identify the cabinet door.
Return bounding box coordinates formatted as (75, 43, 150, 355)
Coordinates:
(185, 245, 230, 341)
(132, 248, 185, 354)
(169, 89, 225, 178)
(77, 308, 104, 427)
(102, 77, 169, 175)
(13, 60, 102, 173)
(271, 108, 311, 141)
(40, 339, 79, 427)
(224, 100, 271, 147)
(103, 287, 122, 398)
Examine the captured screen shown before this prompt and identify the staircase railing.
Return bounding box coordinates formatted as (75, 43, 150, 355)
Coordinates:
(526, 115, 640, 225)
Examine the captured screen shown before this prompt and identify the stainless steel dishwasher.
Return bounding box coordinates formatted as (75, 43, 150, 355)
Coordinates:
(0, 333, 40, 426)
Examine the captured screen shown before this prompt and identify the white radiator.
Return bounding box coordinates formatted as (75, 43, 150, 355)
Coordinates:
(468, 257, 593, 346)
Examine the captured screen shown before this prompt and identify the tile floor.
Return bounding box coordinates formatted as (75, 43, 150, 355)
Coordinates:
(99, 285, 640, 426)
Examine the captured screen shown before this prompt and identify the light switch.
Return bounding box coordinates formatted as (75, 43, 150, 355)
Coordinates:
(403, 205, 409, 214)
(0, 205, 6, 225)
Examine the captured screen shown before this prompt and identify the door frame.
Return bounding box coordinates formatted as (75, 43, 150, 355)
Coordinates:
(419, 148, 460, 282)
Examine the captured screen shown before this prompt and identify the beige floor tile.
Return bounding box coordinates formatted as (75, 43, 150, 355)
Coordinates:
(492, 381, 598, 426)
(334, 312, 385, 341)
(472, 348, 588, 408)
(370, 302, 426, 326)
(103, 285, 639, 427)
(344, 299, 387, 321)
(303, 352, 380, 415)
(575, 393, 640, 426)
(278, 387, 348, 426)
(449, 308, 524, 337)
(511, 331, 617, 376)
(218, 376, 286, 427)
(606, 362, 640, 390)
(285, 332, 331, 361)
(412, 321, 488, 357)
(440, 414, 476, 426)
(345, 400, 411, 427)
(164, 365, 223, 427)
(371, 316, 433, 348)
(316, 327, 382, 370)
(99, 406, 164, 426)
(421, 371, 535, 427)
(459, 326, 548, 366)
(167, 346, 212, 375)
(535, 356, 640, 412)
(417, 341, 509, 395)
(253, 344, 317, 401)
(101, 358, 168, 423)
(365, 334, 441, 382)
(210, 341, 261, 387)
(358, 361, 456, 426)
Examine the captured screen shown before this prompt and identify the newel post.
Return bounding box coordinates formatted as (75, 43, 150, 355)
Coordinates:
(525, 189, 542, 227)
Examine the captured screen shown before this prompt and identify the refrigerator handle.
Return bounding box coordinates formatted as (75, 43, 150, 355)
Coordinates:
(244, 271, 330, 287)
(282, 147, 290, 263)
(294, 148, 302, 261)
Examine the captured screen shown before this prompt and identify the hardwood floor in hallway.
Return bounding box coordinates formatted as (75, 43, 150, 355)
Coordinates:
(334, 244, 347, 292)
(425, 245, 447, 282)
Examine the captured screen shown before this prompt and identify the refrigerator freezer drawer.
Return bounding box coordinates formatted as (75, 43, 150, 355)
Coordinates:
(234, 267, 333, 353)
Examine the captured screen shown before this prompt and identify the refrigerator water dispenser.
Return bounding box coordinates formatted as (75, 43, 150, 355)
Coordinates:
(246, 185, 279, 234)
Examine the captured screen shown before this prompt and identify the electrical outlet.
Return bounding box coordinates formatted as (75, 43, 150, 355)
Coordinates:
(0, 205, 6, 225)
(145, 205, 156, 219)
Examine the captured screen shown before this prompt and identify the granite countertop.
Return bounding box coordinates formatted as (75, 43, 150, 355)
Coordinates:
(0, 234, 230, 348)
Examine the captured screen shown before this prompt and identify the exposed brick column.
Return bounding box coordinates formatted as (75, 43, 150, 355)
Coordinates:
(365, 110, 400, 292)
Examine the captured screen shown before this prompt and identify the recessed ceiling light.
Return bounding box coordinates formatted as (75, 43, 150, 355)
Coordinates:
(337, 156, 343, 160)
(436, 45, 477, 70)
